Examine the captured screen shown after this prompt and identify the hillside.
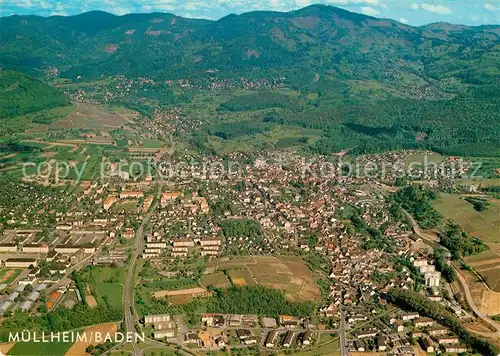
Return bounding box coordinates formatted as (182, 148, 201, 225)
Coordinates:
(0, 71, 69, 119)
(1, 5, 499, 84)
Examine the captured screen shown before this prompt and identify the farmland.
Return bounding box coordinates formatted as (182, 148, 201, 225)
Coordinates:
(65, 322, 118, 356)
(7, 340, 73, 356)
(465, 248, 500, 292)
(205, 255, 320, 302)
(432, 193, 500, 243)
(200, 272, 231, 289)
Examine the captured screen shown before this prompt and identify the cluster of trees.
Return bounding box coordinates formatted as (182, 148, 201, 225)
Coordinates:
(387, 288, 499, 356)
(219, 218, 262, 238)
(208, 120, 272, 140)
(439, 223, 488, 260)
(207, 286, 315, 317)
(433, 249, 456, 283)
(464, 197, 489, 212)
(0, 305, 123, 342)
(218, 92, 298, 112)
(393, 185, 442, 229)
(0, 71, 69, 119)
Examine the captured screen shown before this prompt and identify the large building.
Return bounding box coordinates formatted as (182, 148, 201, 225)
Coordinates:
(120, 191, 144, 199)
(145, 314, 171, 324)
(22, 244, 49, 254)
(4, 258, 37, 268)
(0, 243, 18, 253)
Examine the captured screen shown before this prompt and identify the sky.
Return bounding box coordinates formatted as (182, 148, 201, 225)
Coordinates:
(0, 0, 499, 26)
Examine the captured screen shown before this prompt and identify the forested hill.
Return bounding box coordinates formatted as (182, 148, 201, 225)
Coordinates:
(0, 71, 69, 119)
(1, 4, 499, 83)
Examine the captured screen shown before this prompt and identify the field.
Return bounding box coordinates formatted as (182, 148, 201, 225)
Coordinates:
(152, 287, 211, 305)
(81, 266, 125, 309)
(432, 193, 500, 243)
(0, 343, 15, 355)
(292, 333, 340, 356)
(65, 322, 118, 356)
(0, 268, 22, 284)
(207, 255, 321, 302)
(465, 247, 500, 292)
(8, 340, 73, 356)
(201, 272, 231, 288)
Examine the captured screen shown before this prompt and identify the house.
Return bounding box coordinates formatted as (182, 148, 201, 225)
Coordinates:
(122, 228, 135, 239)
(283, 331, 295, 348)
(153, 321, 176, 330)
(46, 250, 58, 262)
(184, 333, 201, 346)
(70, 249, 86, 264)
(422, 336, 434, 353)
(4, 258, 37, 268)
(394, 321, 404, 332)
(437, 336, 459, 344)
(301, 332, 313, 346)
(153, 330, 175, 339)
(414, 317, 435, 328)
(355, 340, 366, 352)
(402, 312, 419, 321)
(229, 314, 242, 327)
(265, 330, 278, 348)
(357, 330, 378, 339)
(261, 317, 277, 328)
(243, 336, 258, 345)
(236, 329, 252, 340)
(377, 334, 387, 351)
(120, 191, 143, 199)
(103, 196, 119, 210)
(145, 314, 170, 324)
(172, 239, 195, 247)
(28, 268, 40, 278)
(429, 327, 449, 336)
(161, 191, 182, 207)
(444, 344, 467, 353)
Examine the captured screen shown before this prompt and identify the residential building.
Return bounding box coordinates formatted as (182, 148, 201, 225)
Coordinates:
(145, 314, 170, 324)
(4, 258, 37, 268)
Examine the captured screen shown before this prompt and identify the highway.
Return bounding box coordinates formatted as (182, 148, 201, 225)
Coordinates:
(124, 183, 162, 356)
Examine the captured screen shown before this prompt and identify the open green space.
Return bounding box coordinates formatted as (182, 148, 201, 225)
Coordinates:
(7, 341, 74, 356)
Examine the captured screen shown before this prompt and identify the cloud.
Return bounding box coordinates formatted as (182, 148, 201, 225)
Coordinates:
(399, 17, 408, 24)
(421, 3, 452, 15)
(471, 14, 480, 21)
(360, 6, 379, 16)
(411, 3, 418, 10)
(484, 3, 499, 11)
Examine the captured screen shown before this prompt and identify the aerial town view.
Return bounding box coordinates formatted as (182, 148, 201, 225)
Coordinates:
(0, 1, 499, 355)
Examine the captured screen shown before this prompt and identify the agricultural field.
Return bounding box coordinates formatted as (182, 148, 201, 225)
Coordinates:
(7, 340, 73, 356)
(201, 272, 231, 288)
(152, 287, 211, 305)
(465, 248, 500, 292)
(432, 193, 500, 243)
(208, 255, 321, 302)
(65, 322, 118, 356)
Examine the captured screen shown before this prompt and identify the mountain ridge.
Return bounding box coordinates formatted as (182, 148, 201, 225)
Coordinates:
(0, 4, 499, 83)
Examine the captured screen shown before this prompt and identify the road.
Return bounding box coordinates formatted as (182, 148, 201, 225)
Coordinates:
(124, 183, 162, 356)
(339, 304, 349, 356)
(453, 267, 500, 335)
